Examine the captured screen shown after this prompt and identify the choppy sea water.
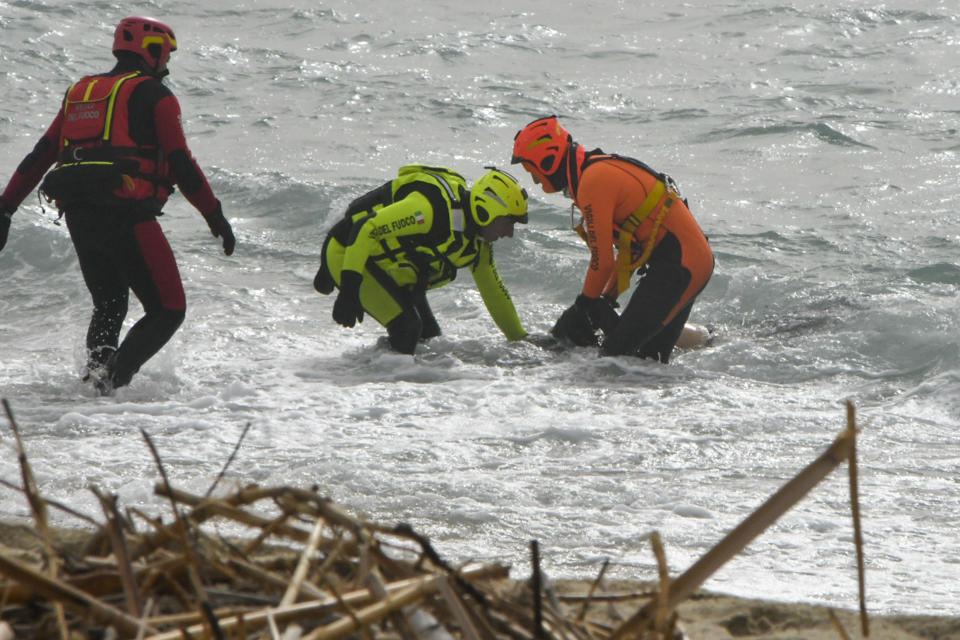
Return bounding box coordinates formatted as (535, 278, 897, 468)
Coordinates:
(1, 0, 959, 617)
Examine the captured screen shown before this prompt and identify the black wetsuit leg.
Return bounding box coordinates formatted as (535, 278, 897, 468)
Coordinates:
(634, 302, 692, 363)
(66, 209, 130, 362)
(384, 293, 438, 353)
(414, 292, 441, 340)
(600, 232, 691, 362)
(386, 308, 422, 354)
(66, 207, 186, 388)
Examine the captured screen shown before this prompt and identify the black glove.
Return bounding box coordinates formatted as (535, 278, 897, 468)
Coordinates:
(0, 214, 10, 253)
(522, 332, 562, 351)
(551, 302, 598, 347)
(313, 260, 336, 294)
(0, 199, 13, 252)
(575, 293, 620, 336)
(333, 269, 364, 327)
(204, 200, 236, 256)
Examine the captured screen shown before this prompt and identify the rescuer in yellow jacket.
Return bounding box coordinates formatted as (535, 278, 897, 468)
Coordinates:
(314, 166, 529, 354)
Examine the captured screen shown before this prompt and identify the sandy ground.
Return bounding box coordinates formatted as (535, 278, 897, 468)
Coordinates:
(545, 578, 958, 640)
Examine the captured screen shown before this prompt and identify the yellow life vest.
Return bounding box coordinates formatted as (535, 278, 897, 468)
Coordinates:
(572, 161, 678, 295)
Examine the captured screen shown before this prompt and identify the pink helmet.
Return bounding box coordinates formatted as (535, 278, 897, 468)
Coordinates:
(113, 16, 178, 71)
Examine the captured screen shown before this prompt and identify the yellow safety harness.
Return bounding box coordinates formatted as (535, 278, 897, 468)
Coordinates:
(574, 178, 677, 295)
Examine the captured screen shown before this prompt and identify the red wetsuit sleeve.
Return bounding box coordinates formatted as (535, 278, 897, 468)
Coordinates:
(0, 110, 63, 209)
(153, 94, 219, 216)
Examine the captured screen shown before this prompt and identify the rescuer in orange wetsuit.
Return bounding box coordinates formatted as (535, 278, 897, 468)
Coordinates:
(511, 116, 713, 362)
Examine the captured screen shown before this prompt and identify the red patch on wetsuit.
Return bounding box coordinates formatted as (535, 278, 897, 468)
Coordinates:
(134, 221, 186, 311)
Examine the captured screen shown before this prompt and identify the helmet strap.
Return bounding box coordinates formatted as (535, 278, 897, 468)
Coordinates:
(546, 150, 568, 193)
(462, 187, 480, 233)
(564, 141, 583, 199)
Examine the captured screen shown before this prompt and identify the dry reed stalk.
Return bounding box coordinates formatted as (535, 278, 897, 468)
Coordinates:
(204, 422, 252, 499)
(563, 592, 655, 604)
(541, 602, 588, 640)
(446, 575, 507, 640)
(228, 554, 327, 600)
(354, 530, 377, 595)
(280, 517, 326, 608)
(485, 608, 537, 640)
(312, 530, 348, 582)
(482, 583, 563, 640)
(134, 597, 155, 640)
(530, 540, 545, 640)
(299, 578, 435, 640)
(575, 558, 610, 621)
(0, 477, 99, 526)
(92, 486, 143, 617)
(266, 605, 282, 639)
(154, 485, 316, 546)
(0, 550, 158, 636)
(664, 424, 856, 612)
(438, 575, 487, 640)
(144, 604, 251, 629)
(648, 532, 671, 638)
(141, 563, 504, 640)
(243, 510, 298, 556)
(4, 399, 69, 639)
(845, 400, 869, 637)
(827, 609, 853, 640)
(318, 571, 366, 640)
(140, 427, 225, 639)
(610, 424, 858, 640)
(365, 567, 420, 640)
(217, 484, 363, 538)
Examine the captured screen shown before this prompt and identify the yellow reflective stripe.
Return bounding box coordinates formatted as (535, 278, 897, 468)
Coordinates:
(616, 181, 676, 295)
(525, 138, 550, 150)
(142, 34, 175, 50)
(574, 221, 588, 244)
(61, 73, 141, 144)
(102, 72, 141, 141)
(422, 170, 461, 208)
(57, 161, 114, 167)
(82, 79, 99, 101)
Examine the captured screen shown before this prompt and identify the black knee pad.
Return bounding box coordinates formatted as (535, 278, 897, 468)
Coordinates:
(414, 294, 441, 340)
(386, 308, 422, 355)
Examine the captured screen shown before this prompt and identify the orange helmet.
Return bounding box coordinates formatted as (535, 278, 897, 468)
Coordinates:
(113, 16, 178, 72)
(511, 115, 572, 193)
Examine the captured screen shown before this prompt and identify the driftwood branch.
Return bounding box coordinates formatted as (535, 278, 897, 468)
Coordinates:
(0, 550, 158, 636)
(846, 400, 869, 637)
(610, 419, 863, 640)
(4, 399, 69, 639)
(205, 421, 252, 499)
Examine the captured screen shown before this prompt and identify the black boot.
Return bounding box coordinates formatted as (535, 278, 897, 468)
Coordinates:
(82, 345, 116, 387)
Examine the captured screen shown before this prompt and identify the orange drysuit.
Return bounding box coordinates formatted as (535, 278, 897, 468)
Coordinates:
(573, 154, 714, 360)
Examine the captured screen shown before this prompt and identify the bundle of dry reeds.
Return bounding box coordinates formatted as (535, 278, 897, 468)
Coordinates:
(0, 399, 868, 640)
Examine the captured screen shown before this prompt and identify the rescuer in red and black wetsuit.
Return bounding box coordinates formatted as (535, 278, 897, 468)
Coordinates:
(0, 16, 236, 394)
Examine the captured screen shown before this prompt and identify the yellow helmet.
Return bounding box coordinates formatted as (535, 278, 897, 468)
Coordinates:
(469, 168, 528, 227)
